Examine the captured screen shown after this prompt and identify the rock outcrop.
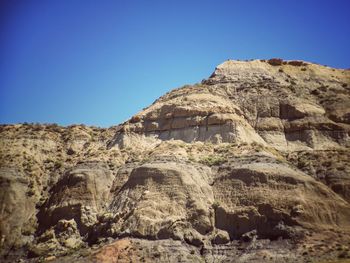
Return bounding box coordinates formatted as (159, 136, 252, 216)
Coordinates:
(1, 59, 350, 262)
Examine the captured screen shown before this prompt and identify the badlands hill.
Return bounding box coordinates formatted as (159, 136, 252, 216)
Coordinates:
(1, 58, 350, 262)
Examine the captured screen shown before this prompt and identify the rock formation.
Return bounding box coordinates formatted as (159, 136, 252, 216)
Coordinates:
(1, 59, 350, 262)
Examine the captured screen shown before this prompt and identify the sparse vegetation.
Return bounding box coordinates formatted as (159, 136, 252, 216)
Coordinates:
(54, 161, 63, 169)
(267, 58, 283, 66)
(199, 155, 226, 166)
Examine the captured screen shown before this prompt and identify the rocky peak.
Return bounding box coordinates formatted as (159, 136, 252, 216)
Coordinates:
(208, 59, 276, 84)
(110, 59, 350, 152)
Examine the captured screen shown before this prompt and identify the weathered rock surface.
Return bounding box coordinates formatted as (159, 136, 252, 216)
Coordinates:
(1, 59, 350, 262)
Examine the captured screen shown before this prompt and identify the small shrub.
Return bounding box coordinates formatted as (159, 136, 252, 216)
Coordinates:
(199, 155, 226, 166)
(287, 60, 307, 66)
(251, 142, 265, 152)
(188, 155, 196, 162)
(267, 58, 283, 66)
(54, 161, 63, 169)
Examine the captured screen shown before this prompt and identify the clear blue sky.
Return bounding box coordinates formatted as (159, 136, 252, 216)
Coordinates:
(1, 0, 349, 127)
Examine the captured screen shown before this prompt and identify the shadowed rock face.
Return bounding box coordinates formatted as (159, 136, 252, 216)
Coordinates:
(1, 59, 350, 262)
(37, 163, 114, 236)
(212, 163, 350, 240)
(0, 168, 37, 254)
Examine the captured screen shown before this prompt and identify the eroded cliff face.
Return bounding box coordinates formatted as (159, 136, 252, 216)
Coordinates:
(1, 59, 350, 262)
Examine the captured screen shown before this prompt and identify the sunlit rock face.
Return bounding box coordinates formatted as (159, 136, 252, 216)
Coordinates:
(1, 59, 350, 262)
